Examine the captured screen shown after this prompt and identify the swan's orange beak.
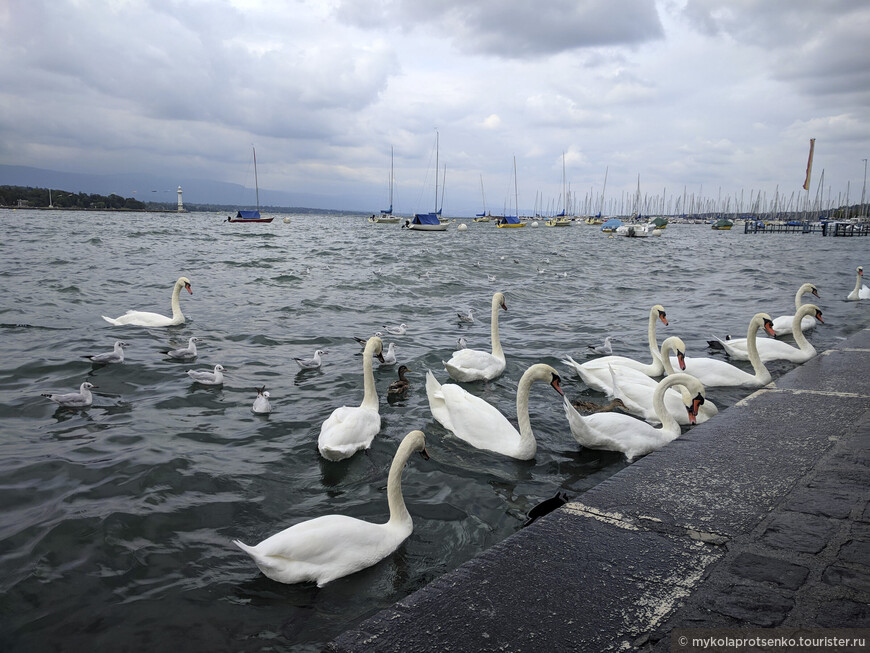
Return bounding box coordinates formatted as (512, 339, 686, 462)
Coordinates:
(551, 375, 564, 396)
(185, 282, 193, 295)
(500, 299, 508, 311)
(687, 392, 704, 425)
(686, 407, 697, 425)
(815, 309, 824, 324)
(677, 350, 687, 371)
(763, 319, 776, 338)
(658, 311, 668, 326)
(811, 287, 820, 298)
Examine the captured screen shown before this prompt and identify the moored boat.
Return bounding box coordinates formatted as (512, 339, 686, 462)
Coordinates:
(711, 218, 733, 230)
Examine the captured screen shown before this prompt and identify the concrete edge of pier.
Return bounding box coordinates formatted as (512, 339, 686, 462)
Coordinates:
(327, 326, 870, 652)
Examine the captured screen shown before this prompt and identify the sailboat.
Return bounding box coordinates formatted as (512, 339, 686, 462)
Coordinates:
(369, 147, 400, 224)
(545, 152, 572, 226)
(496, 156, 525, 228)
(404, 131, 448, 232)
(228, 146, 274, 223)
(473, 174, 491, 222)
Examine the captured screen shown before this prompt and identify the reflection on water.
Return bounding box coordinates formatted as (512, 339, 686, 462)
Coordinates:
(0, 210, 867, 651)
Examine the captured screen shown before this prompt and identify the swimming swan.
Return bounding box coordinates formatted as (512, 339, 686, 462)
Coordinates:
(677, 313, 775, 387)
(606, 337, 718, 425)
(847, 266, 869, 300)
(443, 292, 507, 382)
(318, 336, 385, 461)
(712, 304, 823, 363)
(426, 363, 563, 460)
(102, 276, 192, 327)
(562, 304, 668, 393)
(234, 429, 429, 586)
(771, 283, 820, 335)
(564, 372, 706, 461)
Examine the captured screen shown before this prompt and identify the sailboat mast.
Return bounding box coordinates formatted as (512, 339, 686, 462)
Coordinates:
(253, 146, 260, 212)
(389, 146, 394, 209)
(513, 155, 519, 217)
(434, 131, 439, 212)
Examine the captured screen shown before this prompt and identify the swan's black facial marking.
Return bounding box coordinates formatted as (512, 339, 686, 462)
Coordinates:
(676, 350, 686, 370)
(763, 318, 776, 337)
(811, 286, 820, 298)
(419, 447, 430, 461)
(550, 373, 564, 396)
(658, 310, 668, 326)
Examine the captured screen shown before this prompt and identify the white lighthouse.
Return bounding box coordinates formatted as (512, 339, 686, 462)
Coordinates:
(177, 185, 184, 212)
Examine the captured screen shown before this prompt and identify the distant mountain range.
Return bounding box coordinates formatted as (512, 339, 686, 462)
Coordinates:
(0, 164, 361, 211)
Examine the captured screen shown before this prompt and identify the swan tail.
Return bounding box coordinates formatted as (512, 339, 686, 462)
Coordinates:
(101, 315, 120, 325)
(561, 355, 582, 374)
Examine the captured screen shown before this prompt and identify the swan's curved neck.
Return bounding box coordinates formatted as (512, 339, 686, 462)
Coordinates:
(360, 344, 379, 409)
(515, 370, 540, 454)
(170, 281, 185, 320)
(791, 308, 815, 352)
(386, 440, 414, 527)
(653, 376, 682, 434)
(661, 341, 677, 376)
(646, 309, 663, 371)
(746, 318, 771, 382)
(853, 272, 863, 295)
(795, 285, 811, 310)
(490, 299, 504, 360)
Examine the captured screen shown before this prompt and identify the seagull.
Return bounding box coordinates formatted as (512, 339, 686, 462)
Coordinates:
(487, 274, 497, 283)
(387, 365, 411, 396)
(354, 332, 382, 347)
(162, 337, 200, 360)
(587, 336, 614, 356)
(187, 364, 225, 385)
(252, 386, 272, 414)
(294, 349, 327, 369)
(42, 381, 96, 409)
(457, 336, 468, 350)
(536, 267, 546, 274)
(380, 342, 397, 366)
(384, 323, 407, 336)
(457, 308, 475, 323)
(84, 340, 128, 364)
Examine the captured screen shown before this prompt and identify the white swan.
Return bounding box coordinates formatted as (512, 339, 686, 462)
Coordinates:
(443, 292, 507, 382)
(847, 266, 869, 300)
(771, 283, 820, 334)
(102, 276, 192, 327)
(712, 304, 823, 363)
(318, 336, 385, 461)
(674, 313, 775, 387)
(426, 363, 563, 460)
(562, 304, 668, 393)
(42, 381, 96, 409)
(234, 429, 429, 586)
(606, 338, 718, 425)
(187, 364, 225, 385)
(563, 373, 706, 461)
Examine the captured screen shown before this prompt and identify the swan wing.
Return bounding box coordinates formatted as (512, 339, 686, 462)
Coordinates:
(564, 398, 664, 460)
(102, 310, 176, 327)
(435, 383, 520, 454)
(318, 406, 381, 459)
(443, 348, 505, 382)
(235, 515, 406, 586)
(425, 371, 455, 432)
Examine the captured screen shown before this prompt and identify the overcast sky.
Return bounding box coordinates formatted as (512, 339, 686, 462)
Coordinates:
(2, 0, 869, 215)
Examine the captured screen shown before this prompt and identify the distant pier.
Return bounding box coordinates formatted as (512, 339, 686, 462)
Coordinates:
(744, 220, 870, 236)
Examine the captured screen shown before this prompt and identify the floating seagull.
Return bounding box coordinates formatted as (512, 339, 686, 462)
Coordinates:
(387, 365, 411, 396)
(162, 336, 200, 360)
(42, 381, 96, 409)
(294, 349, 327, 370)
(457, 308, 475, 323)
(587, 336, 614, 356)
(354, 332, 383, 347)
(487, 274, 497, 283)
(384, 323, 407, 336)
(457, 336, 468, 350)
(187, 364, 225, 385)
(536, 267, 546, 274)
(252, 386, 272, 414)
(84, 340, 128, 364)
(380, 342, 397, 366)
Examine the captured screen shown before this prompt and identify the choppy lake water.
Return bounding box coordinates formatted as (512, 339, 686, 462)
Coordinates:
(1, 209, 868, 651)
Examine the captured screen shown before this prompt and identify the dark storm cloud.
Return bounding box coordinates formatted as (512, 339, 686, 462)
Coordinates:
(337, 0, 665, 58)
